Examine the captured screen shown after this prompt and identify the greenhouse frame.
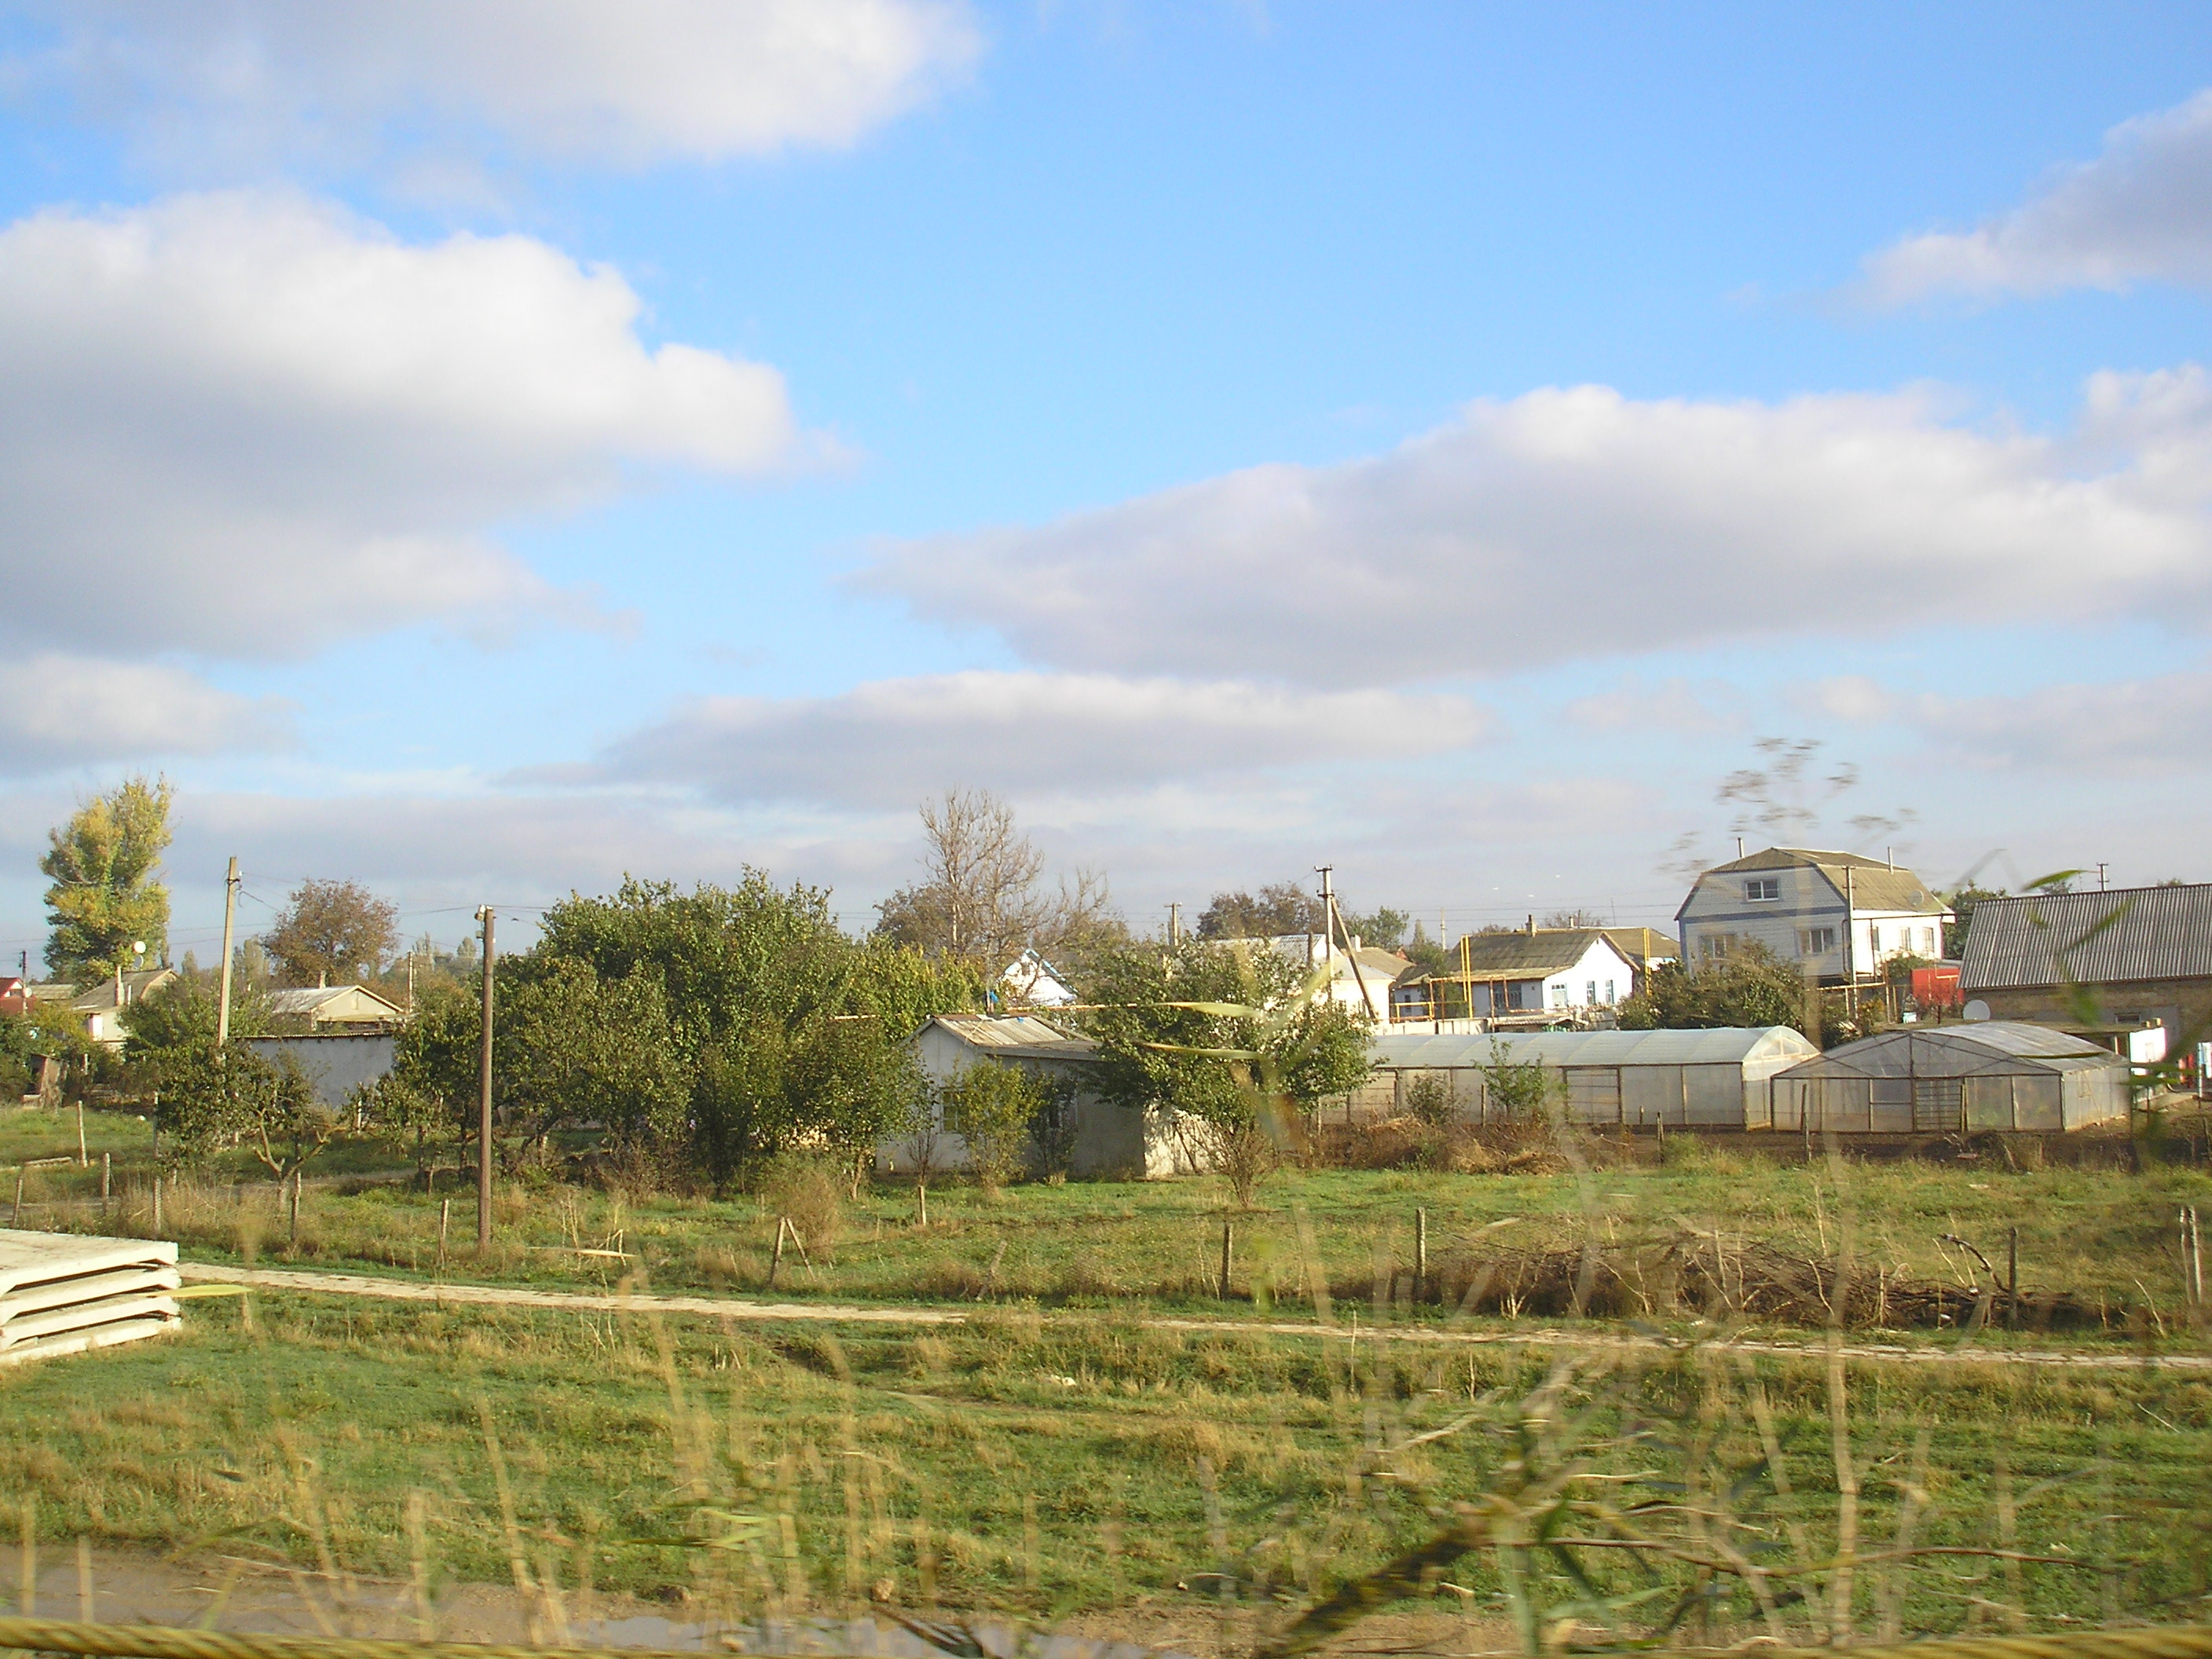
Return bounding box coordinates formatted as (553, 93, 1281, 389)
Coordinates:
(1766, 1022, 2130, 1135)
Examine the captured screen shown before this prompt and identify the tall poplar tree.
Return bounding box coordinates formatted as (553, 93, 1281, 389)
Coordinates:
(40, 775, 174, 980)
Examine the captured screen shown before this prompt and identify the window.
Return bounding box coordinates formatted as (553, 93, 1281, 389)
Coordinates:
(1745, 877, 1781, 901)
(1550, 983, 1569, 1009)
(1869, 925, 1882, 952)
(1586, 981, 1598, 1005)
(1604, 980, 1617, 1004)
(1797, 926, 1837, 955)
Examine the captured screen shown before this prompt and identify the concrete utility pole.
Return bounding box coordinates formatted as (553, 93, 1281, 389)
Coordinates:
(1168, 902, 1181, 947)
(2098, 863, 2109, 892)
(1315, 866, 1335, 975)
(215, 857, 240, 1046)
(476, 906, 495, 1250)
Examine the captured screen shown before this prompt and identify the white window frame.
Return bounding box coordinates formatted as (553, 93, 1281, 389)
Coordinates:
(1745, 877, 1781, 902)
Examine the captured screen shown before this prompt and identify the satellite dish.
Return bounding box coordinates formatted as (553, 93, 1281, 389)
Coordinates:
(1963, 999, 1990, 1022)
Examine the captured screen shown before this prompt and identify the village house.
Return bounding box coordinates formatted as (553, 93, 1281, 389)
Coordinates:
(266, 983, 407, 1031)
(1393, 925, 1639, 1023)
(1960, 882, 2212, 1068)
(53, 969, 177, 1047)
(1676, 848, 1951, 983)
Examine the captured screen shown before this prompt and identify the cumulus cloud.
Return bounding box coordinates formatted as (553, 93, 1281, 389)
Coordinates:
(862, 375, 2212, 687)
(26, 1, 981, 174)
(1913, 669, 2212, 775)
(1861, 90, 2212, 302)
(0, 654, 291, 774)
(0, 191, 801, 657)
(559, 670, 1495, 807)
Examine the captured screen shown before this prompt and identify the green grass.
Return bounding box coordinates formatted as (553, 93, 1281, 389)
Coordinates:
(9, 1108, 2209, 1344)
(1, 1290, 2207, 1638)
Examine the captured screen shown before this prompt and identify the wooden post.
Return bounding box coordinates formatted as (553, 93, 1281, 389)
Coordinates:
(2006, 1225, 2019, 1331)
(75, 1100, 86, 1166)
(1219, 1216, 1234, 1301)
(437, 1199, 451, 1276)
(476, 906, 495, 1251)
(2186, 1207, 2205, 1311)
(288, 1169, 302, 1247)
(770, 1216, 788, 1288)
(1415, 1207, 1428, 1304)
(101, 1152, 111, 1218)
(917, 1183, 928, 1228)
(152, 1174, 163, 1235)
(10, 1166, 20, 1225)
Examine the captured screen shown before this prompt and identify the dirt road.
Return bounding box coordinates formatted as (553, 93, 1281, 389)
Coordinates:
(174, 1262, 2212, 1373)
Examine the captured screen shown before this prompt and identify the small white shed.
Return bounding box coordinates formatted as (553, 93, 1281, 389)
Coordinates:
(1358, 1026, 1819, 1130)
(883, 1014, 1208, 1181)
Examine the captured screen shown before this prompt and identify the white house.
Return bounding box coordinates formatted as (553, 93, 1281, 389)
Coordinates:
(1396, 927, 1639, 1022)
(999, 949, 1078, 1009)
(1260, 933, 1409, 1023)
(1676, 848, 1952, 984)
(266, 983, 408, 1028)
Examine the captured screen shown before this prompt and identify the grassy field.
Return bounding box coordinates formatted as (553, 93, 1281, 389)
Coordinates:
(6, 1106, 2210, 1342)
(2, 1285, 2208, 1644)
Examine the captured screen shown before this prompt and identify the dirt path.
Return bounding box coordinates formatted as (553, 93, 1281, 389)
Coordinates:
(174, 1262, 2212, 1373)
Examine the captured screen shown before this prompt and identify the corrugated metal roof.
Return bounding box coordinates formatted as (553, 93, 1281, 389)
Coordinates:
(1428, 929, 1628, 979)
(1961, 884, 2212, 991)
(928, 1013, 1097, 1060)
(1372, 1026, 1816, 1069)
(1774, 1022, 2122, 1080)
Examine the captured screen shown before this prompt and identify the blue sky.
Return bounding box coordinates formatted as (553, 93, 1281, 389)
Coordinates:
(2, 1, 2210, 969)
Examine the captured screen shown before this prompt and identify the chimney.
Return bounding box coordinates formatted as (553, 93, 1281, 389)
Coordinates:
(1526, 914, 1536, 936)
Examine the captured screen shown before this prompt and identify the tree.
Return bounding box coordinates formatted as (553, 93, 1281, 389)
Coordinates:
(1944, 883, 2004, 959)
(121, 976, 273, 1061)
(535, 873, 929, 1188)
(1084, 937, 1372, 1206)
(157, 1042, 338, 1200)
(1617, 946, 1811, 1035)
(1544, 908, 1608, 928)
(1196, 881, 1323, 940)
(263, 878, 399, 987)
(1341, 906, 1409, 950)
(939, 1062, 1057, 1192)
(498, 958, 690, 1173)
(41, 775, 174, 979)
(874, 789, 1121, 972)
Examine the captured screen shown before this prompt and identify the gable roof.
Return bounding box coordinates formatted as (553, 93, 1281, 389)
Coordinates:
(68, 969, 177, 1013)
(1686, 848, 1948, 918)
(266, 984, 407, 1020)
(1603, 927, 1679, 967)
(1774, 1022, 2122, 1080)
(1437, 928, 1632, 980)
(1961, 884, 2212, 991)
(922, 1012, 1097, 1063)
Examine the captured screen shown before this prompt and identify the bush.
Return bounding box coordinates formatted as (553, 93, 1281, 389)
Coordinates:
(754, 1152, 844, 1251)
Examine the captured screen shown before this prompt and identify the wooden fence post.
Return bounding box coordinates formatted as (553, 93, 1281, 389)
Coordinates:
(1219, 1216, 1233, 1302)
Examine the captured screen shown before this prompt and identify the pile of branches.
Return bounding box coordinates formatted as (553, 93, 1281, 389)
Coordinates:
(1379, 1228, 2102, 1331)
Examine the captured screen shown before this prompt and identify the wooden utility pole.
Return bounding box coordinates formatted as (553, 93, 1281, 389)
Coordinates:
(476, 906, 495, 1250)
(1315, 866, 1335, 981)
(216, 856, 240, 1046)
(1327, 892, 1380, 1022)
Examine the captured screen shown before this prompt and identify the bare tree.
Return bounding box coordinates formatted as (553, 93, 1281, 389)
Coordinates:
(262, 878, 399, 987)
(1543, 908, 1609, 928)
(875, 789, 1121, 970)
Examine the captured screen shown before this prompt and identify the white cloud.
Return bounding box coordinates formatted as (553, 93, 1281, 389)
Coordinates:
(1566, 676, 1741, 734)
(562, 669, 1495, 807)
(1861, 90, 2212, 301)
(29, 1, 981, 174)
(1911, 668, 2212, 775)
(0, 654, 291, 774)
(0, 191, 801, 657)
(1796, 675, 1899, 723)
(862, 375, 2212, 686)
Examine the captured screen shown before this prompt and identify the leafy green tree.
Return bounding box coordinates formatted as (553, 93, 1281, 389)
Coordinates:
(1084, 938, 1372, 1205)
(1341, 906, 1409, 950)
(939, 1061, 1064, 1191)
(1196, 881, 1324, 939)
(1479, 1036, 1558, 1119)
(497, 958, 688, 1170)
(157, 1042, 336, 1192)
(121, 976, 273, 1061)
(40, 775, 173, 978)
(262, 878, 399, 986)
(1617, 945, 1811, 1035)
(533, 874, 928, 1188)
(368, 980, 482, 1180)
(1944, 883, 2004, 959)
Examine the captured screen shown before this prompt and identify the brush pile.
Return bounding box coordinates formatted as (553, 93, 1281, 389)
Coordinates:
(1375, 1227, 2101, 1331)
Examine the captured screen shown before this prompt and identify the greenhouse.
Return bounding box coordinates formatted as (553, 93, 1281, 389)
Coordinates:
(1359, 1025, 1819, 1130)
(1766, 1021, 2130, 1135)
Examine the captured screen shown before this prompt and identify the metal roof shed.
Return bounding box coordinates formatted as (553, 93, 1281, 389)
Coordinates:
(1365, 1026, 1818, 1130)
(1768, 1023, 2129, 1135)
